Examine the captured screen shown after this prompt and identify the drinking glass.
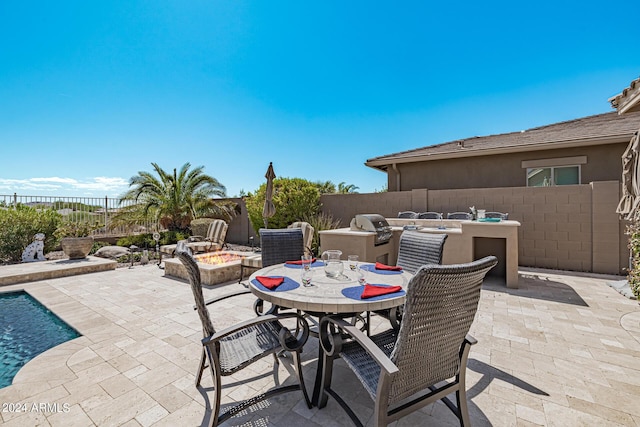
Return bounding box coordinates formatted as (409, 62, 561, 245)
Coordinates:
(356, 265, 366, 286)
(301, 268, 312, 286)
(348, 255, 359, 271)
(301, 255, 312, 272)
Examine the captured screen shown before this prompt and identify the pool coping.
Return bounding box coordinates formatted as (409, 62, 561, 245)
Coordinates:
(0, 256, 117, 287)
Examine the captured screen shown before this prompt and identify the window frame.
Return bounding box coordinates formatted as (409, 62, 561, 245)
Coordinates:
(525, 164, 581, 187)
(522, 156, 586, 187)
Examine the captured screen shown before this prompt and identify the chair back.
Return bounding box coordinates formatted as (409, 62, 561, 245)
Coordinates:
(484, 211, 509, 220)
(388, 256, 497, 404)
(447, 212, 473, 220)
(417, 212, 442, 220)
(260, 228, 304, 267)
(175, 242, 216, 338)
(396, 231, 447, 274)
(398, 211, 418, 219)
(206, 220, 229, 245)
(287, 221, 315, 256)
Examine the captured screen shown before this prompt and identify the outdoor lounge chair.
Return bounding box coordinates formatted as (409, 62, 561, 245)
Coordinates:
(447, 212, 473, 220)
(175, 242, 311, 427)
(318, 256, 498, 427)
(287, 221, 315, 256)
(397, 211, 418, 219)
(160, 219, 229, 256)
(376, 231, 448, 330)
(186, 219, 228, 252)
(417, 211, 443, 219)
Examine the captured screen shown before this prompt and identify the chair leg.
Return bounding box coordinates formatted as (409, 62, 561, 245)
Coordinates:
(457, 386, 471, 427)
(238, 265, 245, 283)
(456, 338, 474, 427)
(206, 347, 222, 427)
(196, 348, 207, 386)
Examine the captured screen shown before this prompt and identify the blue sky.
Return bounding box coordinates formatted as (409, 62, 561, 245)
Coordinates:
(1, 1, 639, 199)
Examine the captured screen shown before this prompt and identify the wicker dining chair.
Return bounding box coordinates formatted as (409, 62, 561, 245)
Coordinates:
(260, 228, 305, 266)
(447, 212, 473, 220)
(397, 211, 418, 219)
(175, 242, 311, 427)
(417, 211, 443, 219)
(484, 211, 509, 220)
(376, 231, 448, 330)
(238, 228, 305, 284)
(318, 256, 498, 427)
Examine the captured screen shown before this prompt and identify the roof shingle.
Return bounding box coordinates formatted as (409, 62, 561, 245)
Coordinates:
(366, 111, 640, 166)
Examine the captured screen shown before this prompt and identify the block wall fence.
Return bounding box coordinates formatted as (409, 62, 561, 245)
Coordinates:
(318, 181, 628, 275)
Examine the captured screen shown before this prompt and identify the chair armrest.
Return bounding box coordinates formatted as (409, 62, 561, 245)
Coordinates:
(202, 311, 309, 352)
(320, 315, 399, 376)
(196, 289, 252, 309)
(464, 334, 477, 346)
(188, 235, 205, 242)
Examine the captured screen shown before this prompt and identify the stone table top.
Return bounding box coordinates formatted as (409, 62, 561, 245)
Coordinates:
(248, 261, 413, 314)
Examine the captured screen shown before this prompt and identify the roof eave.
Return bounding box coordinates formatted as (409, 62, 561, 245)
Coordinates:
(365, 134, 633, 169)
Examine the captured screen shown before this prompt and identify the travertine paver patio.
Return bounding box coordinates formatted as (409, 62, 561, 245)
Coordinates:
(0, 263, 639, 426)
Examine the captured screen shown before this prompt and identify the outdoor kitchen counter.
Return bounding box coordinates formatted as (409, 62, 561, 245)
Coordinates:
(320, 218, 521, 288)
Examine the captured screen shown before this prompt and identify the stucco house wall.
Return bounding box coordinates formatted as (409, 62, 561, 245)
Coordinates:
(389, 143, 627, 191)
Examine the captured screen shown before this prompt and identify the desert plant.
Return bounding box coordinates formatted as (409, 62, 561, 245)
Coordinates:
(302, 212, 342, 255)
(117, 162, 229, 232)
(55, 221, 101, 238)
(245, 177, 322, 234)
(0, 205, 62, 263)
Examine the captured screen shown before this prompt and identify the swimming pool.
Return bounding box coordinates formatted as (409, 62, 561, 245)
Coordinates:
(0, 291, 81, 388)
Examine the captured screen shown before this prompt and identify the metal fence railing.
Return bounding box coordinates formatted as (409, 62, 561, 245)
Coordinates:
(0, 193, 158, 238)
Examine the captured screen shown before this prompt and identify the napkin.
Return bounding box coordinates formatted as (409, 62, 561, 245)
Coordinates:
(285, 258, 316, 265)
(256, 276, 285, 290)
(361, 284, 403, 299)
(375, 262, 403, 271)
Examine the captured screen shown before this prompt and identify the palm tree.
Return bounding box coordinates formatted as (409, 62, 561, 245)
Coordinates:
(337, 182, 359, 194)
(117, 162, 229, 232)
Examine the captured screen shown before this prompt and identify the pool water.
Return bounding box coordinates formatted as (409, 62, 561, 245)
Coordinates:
(0, 291, 80, 388)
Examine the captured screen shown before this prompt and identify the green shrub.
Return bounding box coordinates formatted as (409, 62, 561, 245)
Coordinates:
(92, 241, 110, 254)
(190, 218, 216, 237)
(116, 231, 187, 248)
(0, 205, 62, 262)
(245, 177, 322, 234)
(55, 221, 101, 238)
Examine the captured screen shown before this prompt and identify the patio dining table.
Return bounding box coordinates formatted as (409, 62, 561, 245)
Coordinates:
(248, 260, 413, 406)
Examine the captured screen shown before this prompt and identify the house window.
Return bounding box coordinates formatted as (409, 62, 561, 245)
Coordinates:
(526, 165, 580, 187)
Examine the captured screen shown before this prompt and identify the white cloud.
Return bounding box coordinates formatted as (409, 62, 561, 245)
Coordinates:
(31, 177, 79, 184)
(0, 177, 130, 198)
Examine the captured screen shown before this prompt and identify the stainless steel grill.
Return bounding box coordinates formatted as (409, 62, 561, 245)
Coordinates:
(349, 214, 392, 246)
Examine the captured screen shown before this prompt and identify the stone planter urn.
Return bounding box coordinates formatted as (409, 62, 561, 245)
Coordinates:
(60, 237, 94, 259)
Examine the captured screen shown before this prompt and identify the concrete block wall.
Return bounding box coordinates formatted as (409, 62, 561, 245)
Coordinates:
(219, 198, 258, 246)
(320, 192, 413, 222)
(320, 181, 626, 275)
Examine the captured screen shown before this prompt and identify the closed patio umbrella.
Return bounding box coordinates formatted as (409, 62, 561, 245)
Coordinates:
(262, 162, 276, 228)
(617, 131, 640, 220)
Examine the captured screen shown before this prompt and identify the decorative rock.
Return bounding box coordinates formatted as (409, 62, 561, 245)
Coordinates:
(94, 246, 131, 259)
(21, 233, 47, 262)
